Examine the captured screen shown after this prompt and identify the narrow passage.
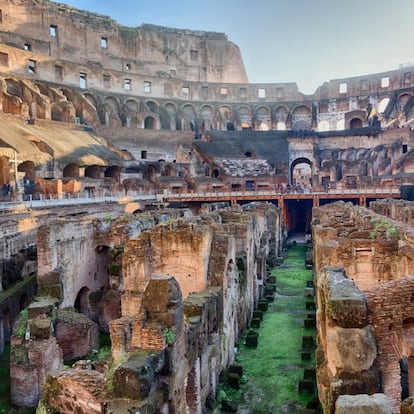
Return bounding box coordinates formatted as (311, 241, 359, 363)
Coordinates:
(220, 242, 319, 413)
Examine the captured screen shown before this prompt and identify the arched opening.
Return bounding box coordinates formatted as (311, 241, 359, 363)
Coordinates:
(318, 120, 330, 132)
(18, 160, 35, 181)
(104, 165, 122, 182)
(291, 105, 312, 131)
(85, 165, 101, 179)
(350, 118, 363, 129)
(144, 116, 156, 129)
(290, 158, 312, 188)
(211, 169, 219, 178)
(63, 163, 80, 178)
(238, 106, 252, 129)
(256, 106, 271, 131)
(74, 286, 90, 315)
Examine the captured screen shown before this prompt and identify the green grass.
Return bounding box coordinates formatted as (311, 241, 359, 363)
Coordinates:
(218, 243, 318, 413)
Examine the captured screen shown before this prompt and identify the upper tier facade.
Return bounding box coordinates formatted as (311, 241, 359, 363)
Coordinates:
(0, 0, 413, 133)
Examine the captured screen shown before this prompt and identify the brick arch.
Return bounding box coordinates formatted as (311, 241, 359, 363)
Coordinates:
(290, 157, 312, 186)
(350, 117, 363, 129)
(237, 105, 252, 129)
(219, 105, 234, 130)
(18, 160, 35, 181)
(274, 105, 289, 130)
(101, 95, 122, 127)
(145, 99, 159, 113)
(74, 286, 90, 315)
(105, 165, 122, 182)
(85, 165, 101, 179)
(200, 104, 215, 130)
(144, 116, 157, 129)
(163, 102, 180, 130)
(255, 105, 271, 131)
(63, 163, 80, 178)
(291, 105, 312, 131)
(182, 104, 197, 131)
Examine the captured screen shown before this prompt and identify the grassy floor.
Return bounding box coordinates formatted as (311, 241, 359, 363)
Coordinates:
(219, 243, 318, 413)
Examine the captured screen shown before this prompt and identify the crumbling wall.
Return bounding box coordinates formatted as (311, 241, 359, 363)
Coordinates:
(105, 203, 281, 412)
(11, 203, 281, 412)
(312, 201, 414, 413)
(315, 266, 380, 413)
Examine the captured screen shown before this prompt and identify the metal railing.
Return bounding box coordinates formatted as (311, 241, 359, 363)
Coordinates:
(163, 187, 401, 199)
(0, 191, 159, 211)
(0, 186, 401, 211)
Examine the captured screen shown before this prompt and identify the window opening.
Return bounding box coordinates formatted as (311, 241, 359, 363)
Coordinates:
(79, 72, 87, 89)
(220, 87, 227, 99)
(182, 86, 190, 99)
(103, 75, 110, 88)
(50, 25, 57, 37)
(190, 50, 198, 61)
(28, 59, 36, 74)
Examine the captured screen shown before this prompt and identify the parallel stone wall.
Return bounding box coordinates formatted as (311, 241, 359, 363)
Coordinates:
(19, 202, 282, 413)
(312, 201, 414, 413)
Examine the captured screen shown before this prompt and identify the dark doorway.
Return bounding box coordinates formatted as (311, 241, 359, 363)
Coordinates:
(285, 199, 313, 233)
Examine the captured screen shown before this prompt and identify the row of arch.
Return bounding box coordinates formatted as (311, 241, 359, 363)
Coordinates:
(3, 77, 414, 133)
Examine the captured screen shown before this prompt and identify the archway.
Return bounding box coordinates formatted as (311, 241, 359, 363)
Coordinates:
(85, 165, 101, 179)
(105, 165, 122, 182)
(291, 105, 312, 131)
(256, 106, 271, 130)
(144, 116, 156, 129)
(63, 163, 80, 178)
(350, 118, 363, 129)
(290, 157, 312, 188)
(74, 286, 90, 315)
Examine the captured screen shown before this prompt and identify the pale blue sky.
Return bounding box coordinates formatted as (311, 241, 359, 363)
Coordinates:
(58, 0, 414, 94)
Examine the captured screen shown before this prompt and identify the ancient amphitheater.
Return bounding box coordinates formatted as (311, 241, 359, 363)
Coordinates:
(2, 1, 414, 413)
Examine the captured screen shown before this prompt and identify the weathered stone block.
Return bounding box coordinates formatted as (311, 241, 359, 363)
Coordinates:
(227, 372, 240, 390)
(30, 318, 51, 340)
(253, 310, 263, 320)
(228, 364, 243, 377)
(321, 267, 368, 328)
(245, 330, 258, 348)
(113, 350, 164, 400)
(299, 379, 315, 393)
(251, 318, 261, 328)
(335, 394, 392, 414)
(257, 300, 268, 312)
(326, 325, 376, 374)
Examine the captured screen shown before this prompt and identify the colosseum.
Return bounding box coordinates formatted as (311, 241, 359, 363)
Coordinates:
(1, 1, 414, 413)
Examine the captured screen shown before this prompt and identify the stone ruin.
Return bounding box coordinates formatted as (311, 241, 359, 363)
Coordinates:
(312, 199, 414, 414)
(8, 202, 283, 412)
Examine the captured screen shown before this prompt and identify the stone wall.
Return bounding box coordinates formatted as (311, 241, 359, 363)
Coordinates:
(312, 201, 414, 413)
(26, 202, 282, 413)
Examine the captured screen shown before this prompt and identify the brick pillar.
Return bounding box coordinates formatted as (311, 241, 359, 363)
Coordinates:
(186, 357, 201, 414)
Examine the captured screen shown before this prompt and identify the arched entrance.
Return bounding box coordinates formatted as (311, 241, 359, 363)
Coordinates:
(290, 157, 312, 189)
(74, 286, 90, 315)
